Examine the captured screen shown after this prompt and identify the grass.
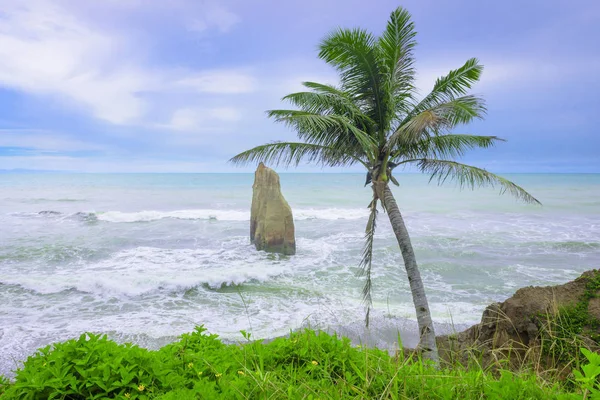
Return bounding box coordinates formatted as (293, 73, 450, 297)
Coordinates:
(436, 271, 600, 386)
(1, 326, 597, 399)
(536, 272, 600, 371)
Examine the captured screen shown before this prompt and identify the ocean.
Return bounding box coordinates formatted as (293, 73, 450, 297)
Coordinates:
(1, 173, 599, 376)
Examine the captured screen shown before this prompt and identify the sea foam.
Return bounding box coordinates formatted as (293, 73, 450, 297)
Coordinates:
(97, 208, 369, 223)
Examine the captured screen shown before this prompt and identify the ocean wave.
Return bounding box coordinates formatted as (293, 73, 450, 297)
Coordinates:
(0, 271, 278, 297)
(38, 210, 62, 216)
(9, 211, 98, 222)
(0, 246, 296, 297)
(98, 209, 249, 222)
(0, 273, 276, 297)
(3, 198, 87, 203)
(0, 244, 101, 264)
(0, 233, 346, 298)
(8, 208, 368, 223)
(35, 198, 86, 203)
(97, 208, 369, 223)
(536, 241, 600, 251)
(294, 208, 369, 220)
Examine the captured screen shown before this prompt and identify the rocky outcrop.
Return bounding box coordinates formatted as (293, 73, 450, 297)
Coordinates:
(437, 270, 600, 371)
(250, 163, 296, 255)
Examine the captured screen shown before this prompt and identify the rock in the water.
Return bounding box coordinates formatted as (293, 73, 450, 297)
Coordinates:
(250, 163, 296, 255)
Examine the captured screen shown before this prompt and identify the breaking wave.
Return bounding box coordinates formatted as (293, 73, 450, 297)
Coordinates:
(97, 208, 369, 223)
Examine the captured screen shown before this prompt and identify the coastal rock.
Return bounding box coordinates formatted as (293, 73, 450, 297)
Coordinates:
(437, 270, 600, 370)
(250, 163, 296, 255)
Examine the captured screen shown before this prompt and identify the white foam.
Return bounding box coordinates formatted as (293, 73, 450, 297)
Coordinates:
(0, 237, 341, 298)
(98, 209, 250, 222)
(0, 246, 290, 297)
(97, 208, 369, 223)
(385, 301, 486, 325)
(294, 208, 369, 220)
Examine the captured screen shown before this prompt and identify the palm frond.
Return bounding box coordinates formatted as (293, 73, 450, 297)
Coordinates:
(387, 95, 486, 150)
(431, 94, 486, 126)
(318, 28, 387, 137)
(302, 81, 355, 97)
(267, 109, 377, 161)
(407, 58, 483, 120)
(229, 142, 366, 168)
(358, 195, 379, 327)
(282, 90, 370, 127)
(377, 7, 417, 121)
(394, 134, 504, 160)
(406, 158, 541, 204)
(377, 7, 416, 82)
(388, 108, 446, 147)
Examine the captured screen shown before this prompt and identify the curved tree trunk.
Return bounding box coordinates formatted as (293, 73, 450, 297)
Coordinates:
(382, 184, 439, 364)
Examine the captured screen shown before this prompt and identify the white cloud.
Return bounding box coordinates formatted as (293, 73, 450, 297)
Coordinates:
(186, 3, 241, 33)
(0, 1, 150, 124)
(415, 56, 600, 96)
(208, 107, 242, 121)
(0, 0, 250, 127)
(164, 107, 242, 132)
(174, 70, 257, 94)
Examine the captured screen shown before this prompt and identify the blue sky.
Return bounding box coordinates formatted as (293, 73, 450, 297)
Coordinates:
(0, 0, 598, 173)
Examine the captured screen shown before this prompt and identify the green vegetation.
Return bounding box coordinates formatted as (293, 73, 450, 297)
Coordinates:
(230, 6, 539, 362)
(538, 274, 600, 366)
(1, 327, 597, 399)
(0, 375, 9, 396)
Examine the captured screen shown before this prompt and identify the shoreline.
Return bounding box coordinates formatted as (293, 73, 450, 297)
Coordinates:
(0, 313, 470, 379)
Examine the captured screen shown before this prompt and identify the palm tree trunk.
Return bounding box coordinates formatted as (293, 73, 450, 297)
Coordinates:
(382, 184, 439, 364)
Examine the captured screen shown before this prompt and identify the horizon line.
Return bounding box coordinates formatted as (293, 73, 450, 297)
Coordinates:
(2, 170, 599, 175)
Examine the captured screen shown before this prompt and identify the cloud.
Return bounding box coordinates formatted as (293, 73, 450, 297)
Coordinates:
(174, 70, 257, 94)
(186, 3, 241, 33)
(0, 0, 250, 127)
(165, 107, 242, 132)
(1, 0, 596, 173)
(0, 1, 150, 124)
(415, 56, 600, 96)
(0, 129, 106, 152)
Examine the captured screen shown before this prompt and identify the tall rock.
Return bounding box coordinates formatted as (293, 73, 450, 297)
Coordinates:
(250, 163, 296, 255)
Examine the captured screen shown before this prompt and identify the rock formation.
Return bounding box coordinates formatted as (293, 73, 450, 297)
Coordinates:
(250, 163, 296, 255)
(437, 270, 600, 372)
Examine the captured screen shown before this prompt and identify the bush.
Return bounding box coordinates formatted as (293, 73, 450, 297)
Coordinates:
(1, 327, 589, 399)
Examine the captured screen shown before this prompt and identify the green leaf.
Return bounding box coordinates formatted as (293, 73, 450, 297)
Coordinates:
(409, 58, 484, 119)
(393, 134, 502, 160)
(358, 194, 378, 327)
(229, 142, 367, 168)
(405, 158, 541, 205)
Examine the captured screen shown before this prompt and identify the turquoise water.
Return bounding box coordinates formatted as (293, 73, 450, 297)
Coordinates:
(0, 173, 599, 375)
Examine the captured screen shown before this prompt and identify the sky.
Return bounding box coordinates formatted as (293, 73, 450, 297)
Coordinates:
(0, 0, 598, 173)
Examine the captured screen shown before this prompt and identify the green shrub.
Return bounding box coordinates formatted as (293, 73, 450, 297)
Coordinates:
(573, 348, 600, 398)
(0, 327, 590, 399)
(538, 273, 600, 367)
(3, 332, 163, 399)
(0, 374, 10, 395)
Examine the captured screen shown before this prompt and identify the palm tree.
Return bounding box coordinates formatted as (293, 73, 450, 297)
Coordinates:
(230, 7, 540, 363)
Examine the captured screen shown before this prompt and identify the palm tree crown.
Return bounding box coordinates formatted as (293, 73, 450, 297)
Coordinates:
(231, 7, 540, 363)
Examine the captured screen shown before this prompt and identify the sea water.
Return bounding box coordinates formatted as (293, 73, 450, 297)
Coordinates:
(1, 173, 599, 376)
